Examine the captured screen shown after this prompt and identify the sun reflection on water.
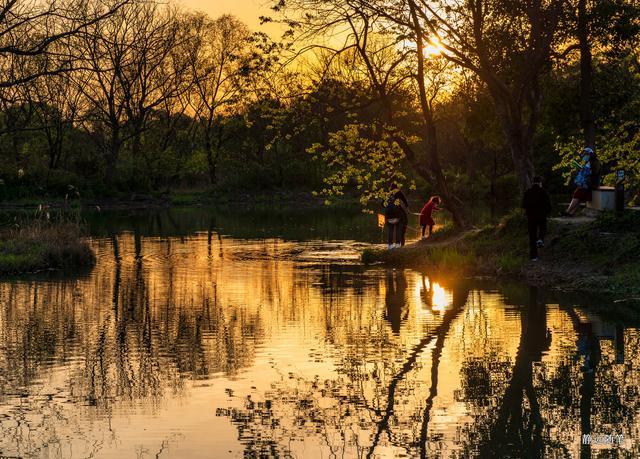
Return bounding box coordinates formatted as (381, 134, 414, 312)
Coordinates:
(0, 231, 638, 458)
(415, 275, 452, 314)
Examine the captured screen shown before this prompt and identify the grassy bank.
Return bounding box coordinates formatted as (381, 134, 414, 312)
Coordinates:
(0, 221, 95, 274)
(363, 210, 640, 298)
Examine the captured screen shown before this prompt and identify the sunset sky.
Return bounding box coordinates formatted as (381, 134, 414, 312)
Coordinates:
(178, 0, 280, 34)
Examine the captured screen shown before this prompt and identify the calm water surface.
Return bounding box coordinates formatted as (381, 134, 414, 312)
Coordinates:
(0, 207, 639, 458)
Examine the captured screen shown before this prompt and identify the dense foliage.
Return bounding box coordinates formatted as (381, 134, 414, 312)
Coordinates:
(0, 0, 638, 216)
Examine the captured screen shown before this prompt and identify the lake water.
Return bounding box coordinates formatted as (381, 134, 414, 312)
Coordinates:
(0, 207, 638, 458)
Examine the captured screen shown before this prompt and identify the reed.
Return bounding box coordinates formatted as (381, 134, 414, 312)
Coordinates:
(0, 210, 95, 274)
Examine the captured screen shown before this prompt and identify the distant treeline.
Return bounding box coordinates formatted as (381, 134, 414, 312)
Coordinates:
(0, 0, 638, 223)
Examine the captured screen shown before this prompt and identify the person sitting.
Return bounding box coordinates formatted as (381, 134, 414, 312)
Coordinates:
(522, 176, 552, 261)
(561, 147, 601, 217)
(419, 196, 441, 239)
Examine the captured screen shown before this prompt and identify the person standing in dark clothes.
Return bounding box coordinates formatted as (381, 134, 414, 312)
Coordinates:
(385, 183, 409, 247)
(522, 176, 552, 261)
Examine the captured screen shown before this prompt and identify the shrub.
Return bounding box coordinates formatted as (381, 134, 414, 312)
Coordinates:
(0, 220, 95, 274)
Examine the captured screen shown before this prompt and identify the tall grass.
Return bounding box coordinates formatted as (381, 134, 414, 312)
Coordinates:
(428, 247, 474, 268)
(0, 205, 95, 274)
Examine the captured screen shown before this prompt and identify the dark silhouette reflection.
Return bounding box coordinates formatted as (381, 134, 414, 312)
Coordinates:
(563, 306, 602, 459)
(3, 229, 640, 457)
(479, 287, 551, 456)
(204, 278, 640, 457)
(415, 278, 468, 457)
(214, 278, 472, 458)
(384, 269, 409, 334)
(85, 206, 383, 242)
(0, 233, 269, 456)
(370, 281, 470, 458)
(416, 282, 470, 457)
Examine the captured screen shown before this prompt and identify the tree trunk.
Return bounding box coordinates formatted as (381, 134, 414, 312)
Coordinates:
(44, 128, 57, 169)
(105, 134, 121, 186)
(425, 129, 469, 229)
(348, 1, 468, 228)
(7, 112, 20, 163)
(507, 128, 535, 193)
(405, 0, 469, 228)
(578, 0, 596, 149)
(207, 150, 217, 185)
(394, 135, 468, 229)
(205, 135, 218, 185)
(131, 131, 142, 159)
(490, 151, 498, 223)
(490, 95, 536, 193)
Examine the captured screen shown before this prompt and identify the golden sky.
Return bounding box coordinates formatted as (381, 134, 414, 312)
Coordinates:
(178, 0, 281, 35)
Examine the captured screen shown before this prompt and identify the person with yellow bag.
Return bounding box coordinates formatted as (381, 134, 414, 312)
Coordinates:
(383, 183, 409, 249)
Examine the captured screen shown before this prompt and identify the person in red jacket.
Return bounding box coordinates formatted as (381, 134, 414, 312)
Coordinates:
(419, 196, 441, 239)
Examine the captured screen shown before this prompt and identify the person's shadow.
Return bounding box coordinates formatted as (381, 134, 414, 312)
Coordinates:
(384, 269, 409, 334)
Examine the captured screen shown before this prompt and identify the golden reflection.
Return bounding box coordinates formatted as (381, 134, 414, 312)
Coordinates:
(416, 274, 452, 313)
(431, 283, 451, 312)
(0, 232, 639, 457)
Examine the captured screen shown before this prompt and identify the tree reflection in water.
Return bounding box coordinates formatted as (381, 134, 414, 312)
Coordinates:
(218, 278, 640, 457)
(0, 231, 640, 457)
(0, 232, 264, 456)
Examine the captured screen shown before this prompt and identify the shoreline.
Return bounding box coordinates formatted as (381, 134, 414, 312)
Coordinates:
(362, 211, 640, 303)
(0, 190, 351, 212)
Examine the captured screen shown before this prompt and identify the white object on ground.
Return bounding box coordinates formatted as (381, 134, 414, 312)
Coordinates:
(587, 186, 616, 211)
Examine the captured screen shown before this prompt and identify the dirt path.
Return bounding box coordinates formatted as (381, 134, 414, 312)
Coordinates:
(550, 215, 596, 225)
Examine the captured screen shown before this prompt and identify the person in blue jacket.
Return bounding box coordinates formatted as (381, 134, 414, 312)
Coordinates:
(561, 147, 601, 216)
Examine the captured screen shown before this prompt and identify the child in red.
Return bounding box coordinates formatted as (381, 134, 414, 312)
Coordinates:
(419, 196, 441, 239)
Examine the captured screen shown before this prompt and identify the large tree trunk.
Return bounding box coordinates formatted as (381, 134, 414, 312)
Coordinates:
(394, 136, 468, 229)
(348, 2, 469, 228)
(44, 128, 57, 170)
(486, 289, 547, 455)
(405, 0, 469, 228)
(578, 0, 596, 149)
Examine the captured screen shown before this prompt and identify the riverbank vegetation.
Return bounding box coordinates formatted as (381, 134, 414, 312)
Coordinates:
(0, 219, 95, 274)
(362, 211, 640, 298)
(0, 0, 637, 225)
(0, 0, 639, 288)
